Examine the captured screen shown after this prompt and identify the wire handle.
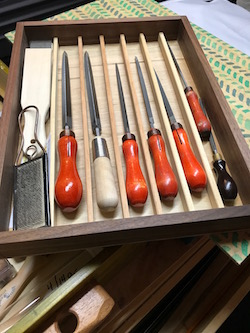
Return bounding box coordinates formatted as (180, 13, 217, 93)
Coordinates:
(15, 105, 45, 165)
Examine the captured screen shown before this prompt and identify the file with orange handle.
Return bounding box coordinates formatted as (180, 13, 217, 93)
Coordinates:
(167, 42, 211, 140)
(116, 64, 148, 206)
(147, 129, 178, 199)
(55, 52, 83, 212)
(155, 71, 207, 193)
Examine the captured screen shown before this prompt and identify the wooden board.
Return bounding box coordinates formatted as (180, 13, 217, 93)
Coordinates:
(2, 237, 213, 332)
(159, 252, 250, 333)
(0, 17, 250, 257)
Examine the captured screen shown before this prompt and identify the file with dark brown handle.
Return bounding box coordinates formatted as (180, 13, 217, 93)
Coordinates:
(199, 99, 238, 201)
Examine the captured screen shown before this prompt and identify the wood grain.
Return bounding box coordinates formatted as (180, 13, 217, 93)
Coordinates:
(44, 285, 114, 333)
(21, 47, 52, 158)
(195, 264, 250, 333)
(49, 37, 59, 227)
(0, 250, 96, 326)
(0, 17, 249, 257)
(0, 205, 250, 258)
(96, 237, 214, 332)
(78, 36, 94, 222)
(0, 256, 48, 313)
(160, 251, 250, 333)
(6, 247, 116, 333)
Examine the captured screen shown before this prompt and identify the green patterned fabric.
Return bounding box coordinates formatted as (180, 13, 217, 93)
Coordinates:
(194, 27, 250, 146)
(6, 0, 250, 263)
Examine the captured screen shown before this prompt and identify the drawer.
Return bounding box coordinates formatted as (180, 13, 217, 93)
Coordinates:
(0, 17, 249, 257)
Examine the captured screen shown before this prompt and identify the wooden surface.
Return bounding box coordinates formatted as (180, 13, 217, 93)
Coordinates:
(0, 256, 49, 313)
(21, 47, 52, 158)
(49, 37, 59, 227)
(0, 250, 98, 328)
(0, 17, 250, 257)
(4, 247, 116, 332)
(0, 7, 248, 332)
(96, 237, 214, 332)
(159, 252, 250, 333)
(78, 36, 94, 222)
(3, 237, 214, 332)
(44, 285, 114, 333)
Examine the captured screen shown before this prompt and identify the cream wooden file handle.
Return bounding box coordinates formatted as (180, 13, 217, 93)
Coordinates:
(94, 156, 119, 212)
(92, 137, 118, 212)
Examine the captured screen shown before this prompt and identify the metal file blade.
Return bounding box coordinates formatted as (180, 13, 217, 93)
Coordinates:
(62, 52, 72, 130)
(166, 42, 188, 88)
(155, 70, 177, 125)
(115, 64, 130, 134)
(84, 52, 101, 136)
(135, 57, 154, 129)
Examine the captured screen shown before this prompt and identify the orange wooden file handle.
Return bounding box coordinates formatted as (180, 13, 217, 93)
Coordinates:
(185, 87, 211, 140)
(172, 124, 207, 192)
(55, 132, 83, 212)
(148, 129, 178, 200)
(122, 135, 148, 207)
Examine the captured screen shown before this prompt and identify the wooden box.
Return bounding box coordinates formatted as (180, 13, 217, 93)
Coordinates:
(0, 17, 250, 258)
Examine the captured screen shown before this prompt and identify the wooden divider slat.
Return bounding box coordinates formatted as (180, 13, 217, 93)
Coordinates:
(120, 34, 162, 215)
(99, 35, 130, 218)
(49, 37, 59, 227)
(78, 37, 94, 222)
(158, 33, 224, 209)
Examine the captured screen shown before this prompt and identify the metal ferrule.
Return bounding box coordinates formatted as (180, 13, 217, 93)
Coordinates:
(122, 133, 136, 142)
(184, 86, 193, 94)
(92, 137, 110, 160)
(60, 128, 75, 138)
(147, 128, 161, 139)
(171, 122, 183, 131)
(213, 152, 222, 162)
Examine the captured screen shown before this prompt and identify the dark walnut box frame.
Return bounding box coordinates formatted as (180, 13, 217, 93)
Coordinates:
(0, 17, 250, 258)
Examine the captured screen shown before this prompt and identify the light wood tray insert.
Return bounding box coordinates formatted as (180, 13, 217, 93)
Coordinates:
(0, 17, 250, 257)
